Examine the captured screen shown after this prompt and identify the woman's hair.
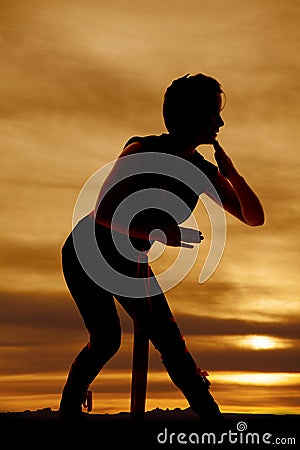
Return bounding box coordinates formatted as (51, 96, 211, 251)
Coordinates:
(162, 73, 224, 136)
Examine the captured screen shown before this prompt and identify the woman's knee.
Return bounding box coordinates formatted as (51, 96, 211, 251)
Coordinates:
(89, 327, 121, 357)
(151, 318, 187, 354)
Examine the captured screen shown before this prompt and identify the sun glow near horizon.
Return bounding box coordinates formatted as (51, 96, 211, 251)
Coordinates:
(239, 335, 292, 350)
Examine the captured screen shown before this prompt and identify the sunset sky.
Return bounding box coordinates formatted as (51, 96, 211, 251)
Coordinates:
(1, 0, 299, 416)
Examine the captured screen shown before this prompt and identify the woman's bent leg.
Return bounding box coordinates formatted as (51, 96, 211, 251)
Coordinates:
(149, 297, 222, 420)
(59, 239, 121, 415)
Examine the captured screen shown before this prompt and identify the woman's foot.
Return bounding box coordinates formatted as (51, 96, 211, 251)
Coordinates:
(58, 386, 91, 421)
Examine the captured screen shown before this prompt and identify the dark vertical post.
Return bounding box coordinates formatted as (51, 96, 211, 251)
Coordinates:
(130, 314, 149, 421)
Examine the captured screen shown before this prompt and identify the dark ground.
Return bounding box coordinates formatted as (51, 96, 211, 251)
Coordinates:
(0, 408, 299, 449)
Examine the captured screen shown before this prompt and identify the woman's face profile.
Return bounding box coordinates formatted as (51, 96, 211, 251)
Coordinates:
(191, 92, 225, 145)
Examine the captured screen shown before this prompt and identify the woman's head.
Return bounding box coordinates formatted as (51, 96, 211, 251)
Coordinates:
(163, 73, 225, 145)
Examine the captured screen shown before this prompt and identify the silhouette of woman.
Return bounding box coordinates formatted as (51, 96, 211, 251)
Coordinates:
(59, 73, 264, 425)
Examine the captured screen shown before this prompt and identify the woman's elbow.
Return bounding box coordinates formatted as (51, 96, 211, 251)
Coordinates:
(245, 214, 265, 227)
(250, 219, 265, 227)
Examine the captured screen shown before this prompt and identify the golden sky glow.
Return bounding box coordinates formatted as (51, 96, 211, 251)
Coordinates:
(0, 0, 300, 416)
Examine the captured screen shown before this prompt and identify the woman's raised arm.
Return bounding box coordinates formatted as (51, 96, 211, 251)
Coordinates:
(205, 141, 265, 227)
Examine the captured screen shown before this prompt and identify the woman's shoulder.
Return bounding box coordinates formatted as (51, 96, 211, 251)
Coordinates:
(122, 134, 169, 152)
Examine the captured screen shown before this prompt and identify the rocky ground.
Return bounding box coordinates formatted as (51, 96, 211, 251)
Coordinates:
(1, 407, 299, 449)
